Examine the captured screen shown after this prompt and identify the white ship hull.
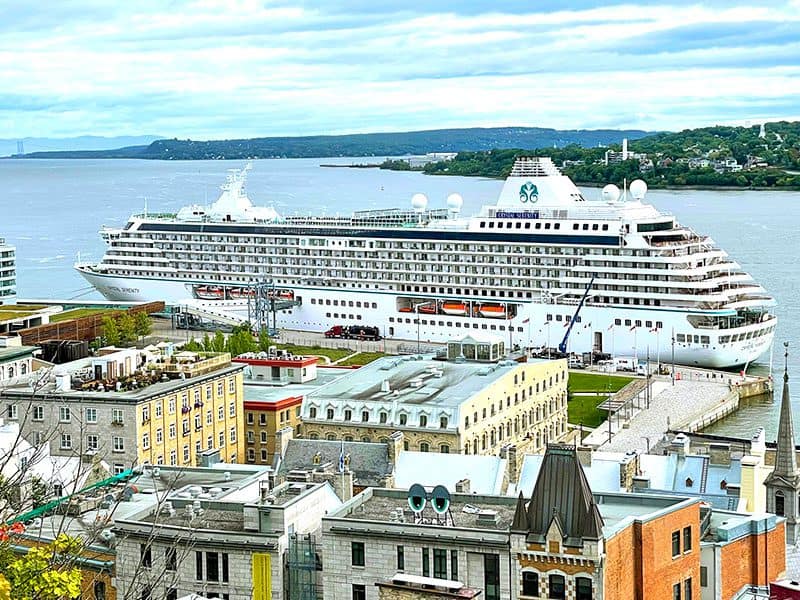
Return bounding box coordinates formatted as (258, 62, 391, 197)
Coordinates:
(77, 267, 774, 369)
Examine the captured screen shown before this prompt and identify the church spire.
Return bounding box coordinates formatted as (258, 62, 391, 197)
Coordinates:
(773, 342, 798, 478)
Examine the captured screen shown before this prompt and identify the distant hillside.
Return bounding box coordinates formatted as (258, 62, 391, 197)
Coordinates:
(0, 135, 161, 158)
(15, 127, 655, 160)
(391, 121, 800, 189)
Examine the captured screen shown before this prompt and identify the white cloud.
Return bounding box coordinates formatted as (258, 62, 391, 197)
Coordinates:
(0, 0, 797, 137)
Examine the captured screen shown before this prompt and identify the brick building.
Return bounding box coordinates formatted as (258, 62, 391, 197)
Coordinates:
(322, 444, 785, 600)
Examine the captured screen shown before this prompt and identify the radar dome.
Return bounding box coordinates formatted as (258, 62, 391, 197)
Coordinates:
(446, 193, 463, 213)
(601, 184, 621, 202)
(411, 193, 428, 212)
(629, 179, 648, 200)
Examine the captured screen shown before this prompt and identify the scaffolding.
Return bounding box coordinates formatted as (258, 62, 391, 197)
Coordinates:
(286, 533, 318, 600)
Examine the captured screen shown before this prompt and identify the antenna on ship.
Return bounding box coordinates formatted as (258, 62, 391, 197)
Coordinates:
(143, 197, 148, 218)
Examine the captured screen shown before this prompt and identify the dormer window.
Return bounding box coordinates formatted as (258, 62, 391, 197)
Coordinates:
(419, 415, 428, 427)
(720, 479, 727, 490)
(326, 408, 334, 420)
(685, 477, 693, 488)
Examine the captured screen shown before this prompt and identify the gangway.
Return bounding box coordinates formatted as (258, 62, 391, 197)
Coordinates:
(558, 276, 596, 354)
(176, 300, 248, 328)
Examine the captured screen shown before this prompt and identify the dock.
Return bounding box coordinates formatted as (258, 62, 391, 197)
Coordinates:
(581, 369, 772, 453)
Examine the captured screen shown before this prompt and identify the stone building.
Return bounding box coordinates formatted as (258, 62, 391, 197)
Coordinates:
(1, 347, 245, 472)
(113, 463, 342, 600)
(301, 350, 567, 461)
(321, 444, 786, 600)
(0, 335, 36, 381)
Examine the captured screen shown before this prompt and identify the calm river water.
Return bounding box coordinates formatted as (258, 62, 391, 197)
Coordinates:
(0, 157, 798, 439)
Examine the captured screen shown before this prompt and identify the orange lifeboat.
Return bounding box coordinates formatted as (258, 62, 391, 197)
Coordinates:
(441, 302, 468, 316)
(479, 304, 506, 318)
(194, 285, 224, 300)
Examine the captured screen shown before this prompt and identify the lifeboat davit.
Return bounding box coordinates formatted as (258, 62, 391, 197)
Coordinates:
(195, 285, 224, 300)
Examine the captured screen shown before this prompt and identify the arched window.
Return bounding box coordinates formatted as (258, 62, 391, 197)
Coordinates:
(20, 363, 27, 375)
(309, 433, 319, 440)
(776, 490, 785, 516)
(344, 435, 354, 442)
(521, 571, 539, 596)
(419, 442, 430, 453)
(439, 444, 450, 454)
(576, 577, 593, 600)
(549, 574, 565, 600)
(325, 433, 336, 441)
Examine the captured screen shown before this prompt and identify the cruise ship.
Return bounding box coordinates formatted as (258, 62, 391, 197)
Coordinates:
(76, 158, 776, 368)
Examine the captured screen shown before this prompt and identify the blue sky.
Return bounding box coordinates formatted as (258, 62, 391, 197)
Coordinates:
(1, 0, 798, 138)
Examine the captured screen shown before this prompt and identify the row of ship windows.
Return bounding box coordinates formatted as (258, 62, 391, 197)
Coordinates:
(310, 298, 378, 308)
(612, 318, 664, 329)
(480, 221, 611, 232)
(388, 317, 524, 332)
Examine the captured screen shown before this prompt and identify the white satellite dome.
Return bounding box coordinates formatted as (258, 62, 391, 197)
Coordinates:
(601, 184, 621, 202)
(446, 193, 463, 213)
(629, 179, 648, 200)
(411, 193, 428, 212)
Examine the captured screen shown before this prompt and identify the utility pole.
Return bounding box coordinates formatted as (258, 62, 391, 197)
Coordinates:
(646, 346, 651, 409)
(671, 327, 676, 386)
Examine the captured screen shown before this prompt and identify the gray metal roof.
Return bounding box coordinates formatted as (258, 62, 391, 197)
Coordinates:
(766, 355, 799, 487)
(277, 439, 392, 487)
(521, 444, 604, 544)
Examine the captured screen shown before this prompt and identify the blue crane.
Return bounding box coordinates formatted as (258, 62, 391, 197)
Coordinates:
(558, 276, 596, 354)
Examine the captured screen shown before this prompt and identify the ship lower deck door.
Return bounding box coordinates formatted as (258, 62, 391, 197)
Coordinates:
(271, 366, 280, 379)
(389, 327, 394, 336)
(594, 332, 603, 352)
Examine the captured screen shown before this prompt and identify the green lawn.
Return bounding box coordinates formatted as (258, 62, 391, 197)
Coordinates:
(568, 372, 634, 393)
(337, 352, 387, 366)
(275, 344, 353, 363)
(568, 394, 612, 428)
(49, 308, 112, 323)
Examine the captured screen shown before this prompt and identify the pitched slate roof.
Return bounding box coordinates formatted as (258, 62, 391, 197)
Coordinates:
(277, 439, 392, 487)
(523, 444, 604, 544)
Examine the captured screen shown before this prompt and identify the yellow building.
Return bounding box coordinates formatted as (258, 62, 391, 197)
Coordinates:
(301, 337, 568, 463)
(2, 348, 245, 472)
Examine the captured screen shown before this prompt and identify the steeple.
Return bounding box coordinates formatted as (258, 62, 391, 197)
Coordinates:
(773, 342, 798, 479)
(511, 491, 529, 531)
(764, 342, 800, 544)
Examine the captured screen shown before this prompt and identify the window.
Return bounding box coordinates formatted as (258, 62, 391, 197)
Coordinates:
(419, 415, 428, 427)
(141, 544, 152, 568)
(218, 405, 224, 421)
(142, 406, 150, 423)
(169, 423, 176, 439)
(113, 436, 124, 452)
(170, 449, 177, 465)
(86, 407, 97, 423)
(59, 406, 71, 422)
(700, 567, 708, 587)
(309, 407, 317, 419)
(206, 410, 213, 425)
(683, 526, 692, 552)
(94, 581, 107, 600)
(229, 401, 236, 417)
(206, 552, 219, 581)
(440, 416, 448, 428)
(548, 574, 565, 599)
(344, 409, 352, 421)
(60, 434, 72, 450)
(776, 490, 785, 516)
(671, 530, 680, 557)
(361, 410, 369, 422)
(351, 541, 365, 567)
(576, 577, 593, 600)
(399, 413, 407, 425)
(156, 428, 163, 444)
(684, 579, 692, 600)
(522, 572, 539, 597)
(352, 584, 366, 600)
(326, 408, 334, 420)
(166, 547, 177, 571)
(434, 549, 447, 579)
(112, 408, 124, 424)
(169, 397, 176, 414)
(485, 554, 500, 600)
(440, 444, 450, 453)
(673, 583, 681, 600)
(142, 432, 150, 450)
(32, 405, 43, 421)
(230, 427, 236, 443)
(87, 435, 98, 451)
(155, 402, 162, 418)
(196, 551, 203, 580)
(419, 442, 430, 452)
(228, 378, 235, 393)
(451, 550, 458, 580)
(183, 445, 190, 463)
(219, 431, 226, 447)
(397, 546, 404, 571)
(260, 431, 267, 443)
(422, 548, 430, 577)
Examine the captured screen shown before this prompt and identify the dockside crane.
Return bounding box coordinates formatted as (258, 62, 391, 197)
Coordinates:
(558, 276, 596, 354)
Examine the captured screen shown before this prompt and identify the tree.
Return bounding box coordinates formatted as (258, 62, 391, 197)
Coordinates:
(118, 313, 137, 346)
(0, 533, 82, 600)
(258, 328, 272, 352)
(211, 330, 226, 353)
(134, 312, 152, 342)
(100, 315, 120, 347)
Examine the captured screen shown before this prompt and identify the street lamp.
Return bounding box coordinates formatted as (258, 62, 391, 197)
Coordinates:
(641, 436, 651, 453)
(415, 300, 436, 354)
